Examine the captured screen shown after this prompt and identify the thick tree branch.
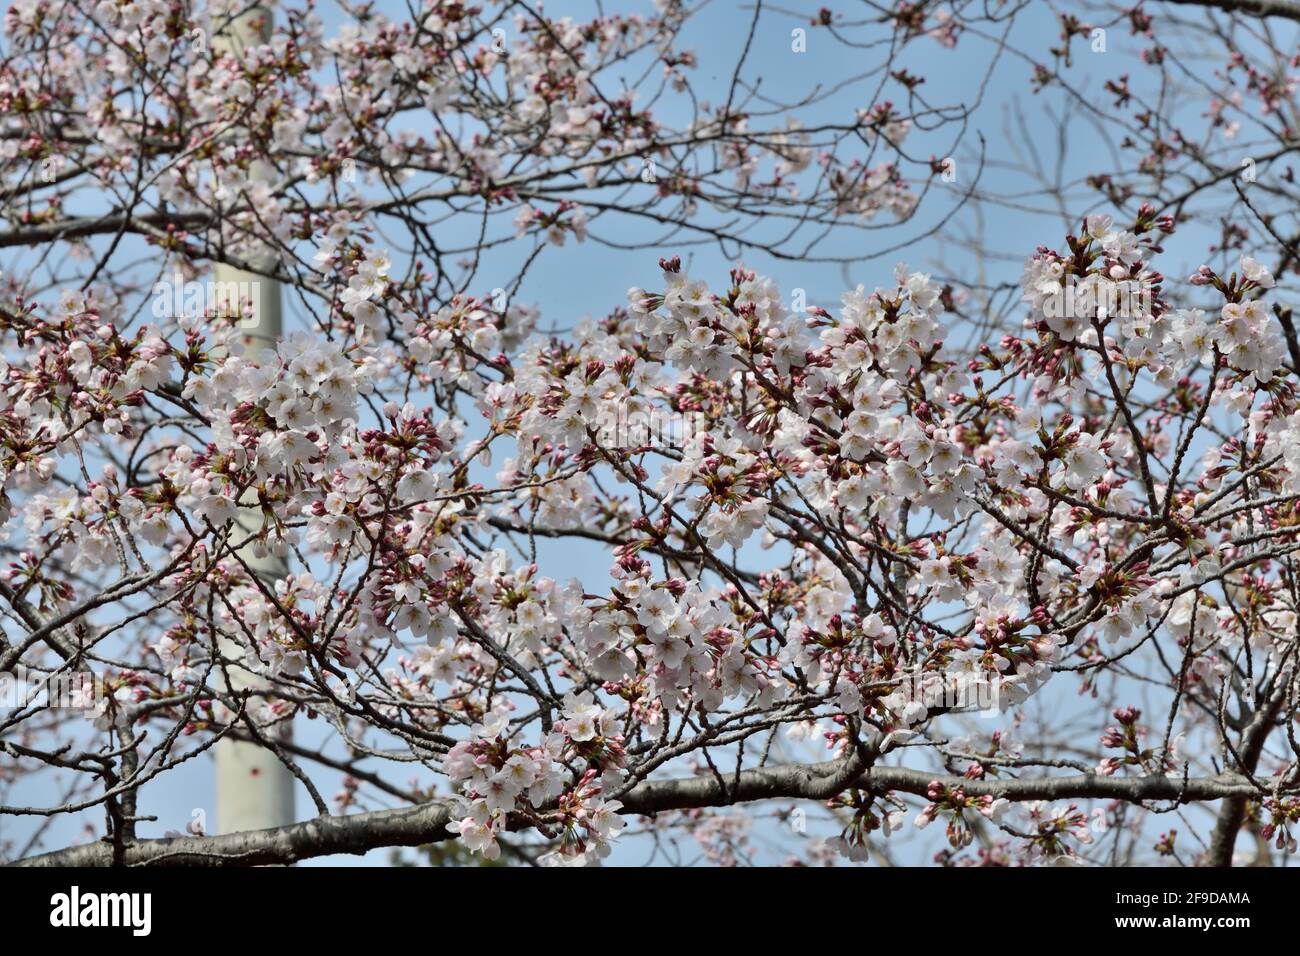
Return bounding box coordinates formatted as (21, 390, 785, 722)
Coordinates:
(1159, 0, 1300, 22)
(10, 760, 1272, 867)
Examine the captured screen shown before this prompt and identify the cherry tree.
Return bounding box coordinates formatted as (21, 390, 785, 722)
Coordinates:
(2, 0, 1300, 867)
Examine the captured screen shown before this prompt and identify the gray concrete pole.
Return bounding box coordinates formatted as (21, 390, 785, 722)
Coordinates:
(210, 4, 295, 837)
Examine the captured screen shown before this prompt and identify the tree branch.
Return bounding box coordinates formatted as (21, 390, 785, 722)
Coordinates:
(10, 760, 1272, 867)
(1158, 0, 1300, 23)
